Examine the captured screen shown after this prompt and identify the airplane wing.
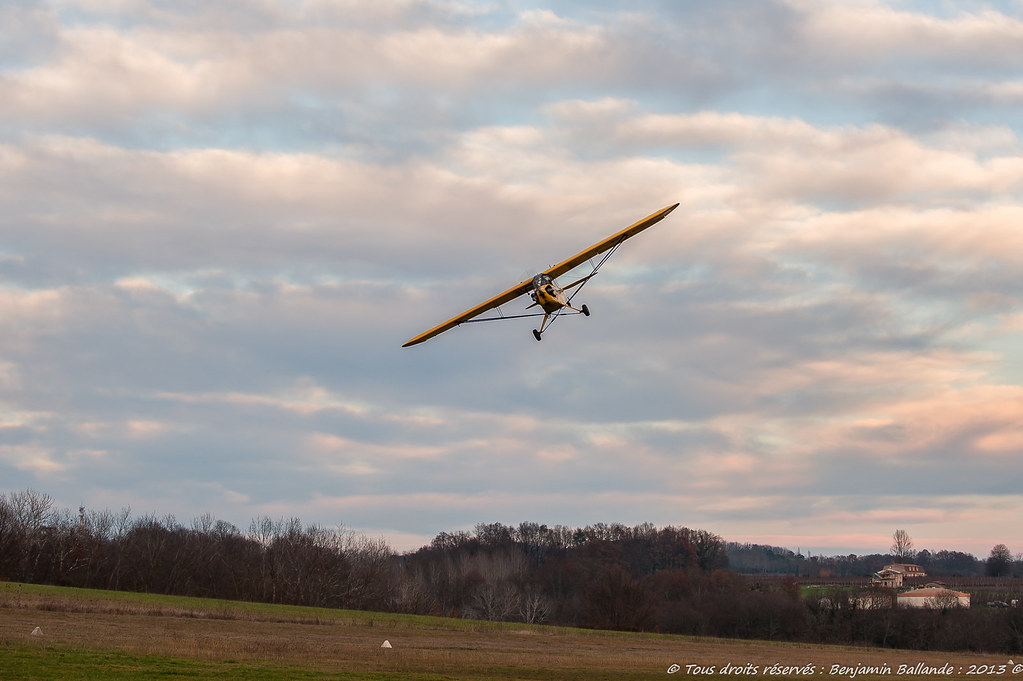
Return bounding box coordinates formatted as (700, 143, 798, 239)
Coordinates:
(542, 203, 679, 280)
(401, 202, 679, 347)
(401, 277, 534, 347)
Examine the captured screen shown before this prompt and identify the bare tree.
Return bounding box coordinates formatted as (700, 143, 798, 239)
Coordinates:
(340, 532, 395, 610)
(7, 489, 56, 582)
(518, 586, 553, 624)
(890, 529, 915, 561)
(392, 568, 432, 614)
(9, 489, 54, 533)
(466, 582, 520, 621)
(929, 591, 963, 611)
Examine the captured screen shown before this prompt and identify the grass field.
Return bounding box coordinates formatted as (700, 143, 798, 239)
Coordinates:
(0, 582, 1015, 680)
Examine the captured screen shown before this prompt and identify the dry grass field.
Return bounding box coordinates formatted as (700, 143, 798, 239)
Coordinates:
(0, 582, 1015, 680)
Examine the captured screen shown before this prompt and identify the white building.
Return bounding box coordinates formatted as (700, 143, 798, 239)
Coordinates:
(897, 586, 970, 609)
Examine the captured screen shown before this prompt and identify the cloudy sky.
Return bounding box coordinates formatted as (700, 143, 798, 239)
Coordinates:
(3, 0, 1023, 558)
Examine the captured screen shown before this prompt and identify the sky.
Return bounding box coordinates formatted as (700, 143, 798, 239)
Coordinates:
(2, 0, 1023, 558)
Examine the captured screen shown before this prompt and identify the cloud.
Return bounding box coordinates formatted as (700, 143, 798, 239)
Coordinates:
(795, 2, 1023, 69)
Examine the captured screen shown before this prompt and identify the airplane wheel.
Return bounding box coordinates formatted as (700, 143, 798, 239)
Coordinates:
(533, 329, 542, 341)
(581, 304, 590, 317)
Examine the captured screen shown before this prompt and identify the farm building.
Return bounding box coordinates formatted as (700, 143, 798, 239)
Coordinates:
(897, 586, 970, 609)
(872, 568, 903, 588)
(883, 563, 927, 579)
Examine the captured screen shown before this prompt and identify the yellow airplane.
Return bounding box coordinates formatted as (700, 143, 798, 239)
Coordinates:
(402, 202, 680, 347)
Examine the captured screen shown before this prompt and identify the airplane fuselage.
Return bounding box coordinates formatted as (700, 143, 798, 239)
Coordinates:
(530, 274, 569, 312)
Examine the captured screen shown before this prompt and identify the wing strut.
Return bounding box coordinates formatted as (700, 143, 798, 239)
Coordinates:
(565, 237, 626, 305)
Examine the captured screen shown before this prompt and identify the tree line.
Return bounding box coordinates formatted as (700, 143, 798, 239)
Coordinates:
(2, 489, 1022, 654)
(726, 543, 1017, 579)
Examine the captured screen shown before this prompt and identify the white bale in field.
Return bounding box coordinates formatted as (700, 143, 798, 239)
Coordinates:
(380, 640, 392, 648)
(31, 627, 43, 636)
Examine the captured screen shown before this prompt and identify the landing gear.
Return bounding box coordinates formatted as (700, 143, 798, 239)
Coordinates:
(534, 305, 588, 340)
